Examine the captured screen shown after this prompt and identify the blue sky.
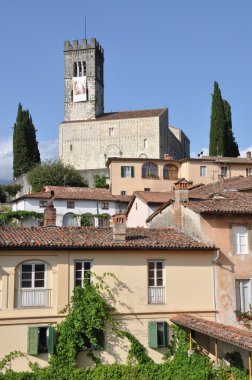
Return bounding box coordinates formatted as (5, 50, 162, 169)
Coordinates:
(0, 0, 252, 180)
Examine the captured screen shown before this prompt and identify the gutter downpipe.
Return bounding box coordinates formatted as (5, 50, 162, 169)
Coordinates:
(212, 249, 220, 322)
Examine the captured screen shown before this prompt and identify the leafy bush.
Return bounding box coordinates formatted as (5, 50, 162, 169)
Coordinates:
(27, 160, 88, 192)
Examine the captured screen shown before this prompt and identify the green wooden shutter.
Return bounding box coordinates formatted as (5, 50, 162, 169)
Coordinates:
(48, 326, 55, 354)
(148, 322, 157, 348)
(121, 166, 124, 177)
(131, 166, 135, 178)
(164, 322, 168, 348)
(28, 327, 39, 355)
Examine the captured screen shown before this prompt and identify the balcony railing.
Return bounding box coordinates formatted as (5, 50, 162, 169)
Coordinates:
(148, 287, 166, 304)
(16, 289, 52, 308)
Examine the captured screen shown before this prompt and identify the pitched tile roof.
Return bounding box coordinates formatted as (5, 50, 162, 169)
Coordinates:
(171, 314, 252, 351)
(62, 108, 166, 124)
(201, 155, 252, 164)
(14, 186, 131, 203)
(190, 176, 252, 197)
(184, 192, 252, 214)
(0, 227, 215, 250)
(126, 191, 173, 216)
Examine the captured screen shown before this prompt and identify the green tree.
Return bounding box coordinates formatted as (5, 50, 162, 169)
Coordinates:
(93, 174, 108, 188)
(209, 82, 228, 156)
(223, 100, 240, 157)
(0, 186, 6, 203)
(13, 103, 40, 178)
(27, 160, 88, 192)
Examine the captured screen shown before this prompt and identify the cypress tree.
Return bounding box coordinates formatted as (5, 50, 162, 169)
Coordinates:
(223, 100, 240, 157)
(13, 103, 40, 178)
(209, 81, 228, 156)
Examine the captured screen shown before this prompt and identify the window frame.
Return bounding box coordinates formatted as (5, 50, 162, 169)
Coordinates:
(67, 201, 75, 209)
(220, 166, 228, 177)
(121, 166, 135, 178)
(148, 321, 168, 348)
(101, 202, 109, 210)
(163, 164, 178, 180)
(74, 260, 92, 288)
(142, 162, 159, 179)
(246, 168, 252, 177)
(39, 200, 47, 208)
(235, 279, 250, 313)
(28, 325, 54, 355)
(231, 225, 249, 255)
(20, 261, 47, 290)
(148, 260, 164, 288)
(200, 166, 206, 177)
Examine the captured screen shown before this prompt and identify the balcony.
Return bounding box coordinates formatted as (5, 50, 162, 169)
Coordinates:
(148, 287, 166, 304)
(15, 289, 52, 308)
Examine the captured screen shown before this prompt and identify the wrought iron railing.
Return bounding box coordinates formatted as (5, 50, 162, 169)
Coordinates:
(16, 289, 52, 308)
(148, 287, 166, 304)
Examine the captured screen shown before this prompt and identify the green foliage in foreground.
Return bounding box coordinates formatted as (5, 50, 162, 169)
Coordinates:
(0, 274, 249, 380)
(93, 174, 108, 188)
(0, 210, 43, 226)
(27, 160, 88, 192)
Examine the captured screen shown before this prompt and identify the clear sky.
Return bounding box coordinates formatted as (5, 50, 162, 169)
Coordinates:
(1, 0, 252, 181)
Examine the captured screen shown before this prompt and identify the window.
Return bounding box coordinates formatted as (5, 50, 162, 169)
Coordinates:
(39, 200, 47, 208)
(121, 166, 135, 178)
(18, 262, 49, 308)
(236, 280, 250, 313)
(163, 164, 178, 180)
(83, 61, 86, 76)
(232, 225, 248, 254)
(98, 215, 110, 227)
(148, 321, 168, 348)
(63, 213, 79, 227)
(101, 202, 109, 210)
(144, 139, 148, 149)
(82, 329, 104, 350)
(75, 261, 92, 287)
(28, 326, 54, 355)
(70, 144, 73, 151)
(67, 201, 75, 209)
(200, 166, 206, 177)
(144, 188, 151, 192)
(109, 127, 114, 136)
(121, 191, 126, 196)
(246, 168, 252, 177)
(73, 62, 77, 77)
(142, 163, 158, 179)
(220, 166, 228, 177)
(148, 261, 165, 304)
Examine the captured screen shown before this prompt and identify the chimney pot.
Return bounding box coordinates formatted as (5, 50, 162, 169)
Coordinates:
(246, 151, 251, 159)
(43, 192, 56, 227)
(113, 214, 126, 242)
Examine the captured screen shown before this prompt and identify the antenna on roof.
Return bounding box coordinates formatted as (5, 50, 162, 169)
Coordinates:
(85, 16, 87, 39)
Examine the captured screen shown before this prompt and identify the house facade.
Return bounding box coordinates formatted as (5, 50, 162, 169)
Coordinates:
(11, 186, 130, 227)
(0, 222, 216, 371)
(148, 181, 252, 327)
(107, 155, 252, 195)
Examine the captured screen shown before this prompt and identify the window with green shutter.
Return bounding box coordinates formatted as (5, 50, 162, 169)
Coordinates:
(28, 326, 55, 355)
(148, 321, 168, 348)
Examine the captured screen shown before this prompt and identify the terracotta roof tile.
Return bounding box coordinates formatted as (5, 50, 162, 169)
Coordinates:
(190, 176, 252, 196)
(62, 108, 166, 124)
(134, 191, 173, 204)
(171, 314, 252, 351)
(202, 156, 252, 164)
(0, 227, 215, 250)
(15, 186, 131, 203)
(185, 192, 252, 214)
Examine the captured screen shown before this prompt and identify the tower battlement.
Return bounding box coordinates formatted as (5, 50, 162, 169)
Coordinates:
(64, 38, 104, 55)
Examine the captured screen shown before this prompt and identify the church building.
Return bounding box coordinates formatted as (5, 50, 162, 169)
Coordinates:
(59, 38, 190, 172)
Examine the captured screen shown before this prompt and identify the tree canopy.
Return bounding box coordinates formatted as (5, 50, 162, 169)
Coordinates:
(13, 103, 40, 178)
(209, 82, 239, 157)
(27, 160, 88, 192)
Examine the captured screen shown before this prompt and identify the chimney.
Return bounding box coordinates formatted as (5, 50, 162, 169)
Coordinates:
(43, 191, 56, 227)
(164, 154, 173, 160)
(113, 214, 127, 242)
(173, 179, 191, 230)
(246, 151, 251, 159)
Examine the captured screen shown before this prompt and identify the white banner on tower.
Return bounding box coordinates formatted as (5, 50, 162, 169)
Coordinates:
(73, 77, 87, 102)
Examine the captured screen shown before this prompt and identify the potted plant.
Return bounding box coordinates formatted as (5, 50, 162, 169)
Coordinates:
(234, 309, 242, 322)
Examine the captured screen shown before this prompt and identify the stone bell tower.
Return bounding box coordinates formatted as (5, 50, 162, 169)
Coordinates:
(63, 38, 104, 121)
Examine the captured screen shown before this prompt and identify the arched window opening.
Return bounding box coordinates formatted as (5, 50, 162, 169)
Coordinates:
(142, 163, 159, 179)
(163, 164, 178, 180)
(63, 213, 79, 227)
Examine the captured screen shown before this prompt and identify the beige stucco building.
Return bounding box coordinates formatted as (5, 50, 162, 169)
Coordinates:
(0, 220, 216, 371)
(148, 179, 252, 327)
(107, 155, 252, 195)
